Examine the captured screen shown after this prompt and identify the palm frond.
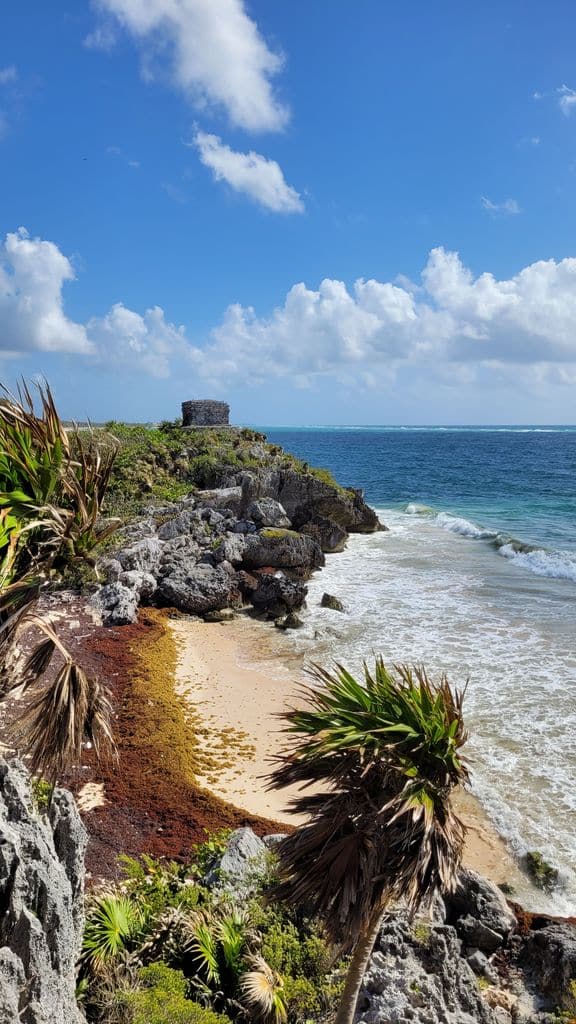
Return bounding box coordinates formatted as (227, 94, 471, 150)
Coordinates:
(239, 956, 287, 1024)
(268, 659, 469, 949)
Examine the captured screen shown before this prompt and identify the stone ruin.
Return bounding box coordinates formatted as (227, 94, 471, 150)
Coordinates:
(181, 399, 230, 427)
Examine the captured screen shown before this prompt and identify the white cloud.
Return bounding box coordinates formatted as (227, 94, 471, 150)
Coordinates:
(5, 229, 576, 393)
(0, 65, 17, 85)
(191, 247, 576, 387)
(0, 228, 185, 375)
(88, 303, 187, 377)
(193, 130, 303, 213)
(0, 228, 92, 353)
(481, 196, 521, 216)
(91, 0, 288, 132)
(558, 84, 576, 115)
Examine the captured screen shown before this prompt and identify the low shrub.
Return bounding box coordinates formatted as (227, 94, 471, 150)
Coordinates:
(119, 963, 231, 1024)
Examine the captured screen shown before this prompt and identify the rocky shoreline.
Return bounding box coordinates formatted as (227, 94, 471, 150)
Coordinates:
(92, 463, 383, 628)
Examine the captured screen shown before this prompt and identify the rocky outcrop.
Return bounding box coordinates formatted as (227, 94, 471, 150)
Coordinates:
(0, 760, 87, 1024)
(521, 922, 576, 1009)
(321, 592, 345, 611)
(92, 457, 383, 625)
(233, 468, 382, 536)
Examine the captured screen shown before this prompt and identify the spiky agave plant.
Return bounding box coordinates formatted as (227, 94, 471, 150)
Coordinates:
(267, 658, 469, 1024)
(0, 379, 118, 784)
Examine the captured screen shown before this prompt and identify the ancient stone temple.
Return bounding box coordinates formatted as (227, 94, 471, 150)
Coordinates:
(181, 399, 230, 427)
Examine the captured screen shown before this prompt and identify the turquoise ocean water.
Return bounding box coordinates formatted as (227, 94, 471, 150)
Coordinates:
(261, 426, 576, 912)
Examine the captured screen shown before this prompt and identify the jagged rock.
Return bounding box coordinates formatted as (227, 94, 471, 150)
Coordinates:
(242, 528, 324, 572)
(447, 870, 517, 945)
(457, 914, 505, 953)
(195, 487, 243, 515)
(251, 572, 308, 616)
(246, 498, 291, 529)
(116, 536, 162, 575)
(275, 611, 303, 630)
(321, 592, 345, 611)
(521, 923, 576, 1008)
(118, 570, 157, 602)
(357, 915, 497, 1024)
(203, 827, 268, 897)
(98, 557, 122, 583)
(232, 468, 382, 535)
(157, 564, 238, 614)
(203, 608, 235, 622)
(91, 581, 139, 625)
(158, 536, 202, 575)
(0, 760, 87, 1024)
(300, 513, 348, 553)
(232, 520, 258, 535)
(467, 949, 499, 983)
(157, 510, 201, 541)
(212, 534, 247, 566)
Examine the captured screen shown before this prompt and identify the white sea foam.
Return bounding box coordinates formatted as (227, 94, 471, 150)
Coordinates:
(403, 503, 576, 582)
(280, 509, 576, 914)
(498, 543, 576, 582)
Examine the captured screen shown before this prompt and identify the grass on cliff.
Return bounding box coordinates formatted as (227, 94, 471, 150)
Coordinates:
(84, 421, 344, 522)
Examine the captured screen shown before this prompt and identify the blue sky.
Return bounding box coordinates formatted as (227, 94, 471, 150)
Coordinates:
(1, 0, 576, 424)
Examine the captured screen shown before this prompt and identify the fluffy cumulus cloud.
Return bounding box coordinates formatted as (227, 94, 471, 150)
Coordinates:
(193, 248, 576, 387)
(5, 228, 576, 392)
(0, 228, 185, 375)
(557, 84, 576, 116)
(0, 228, 92, 353)
(90, 0, 288, 132)
(193, 131, 303, 213)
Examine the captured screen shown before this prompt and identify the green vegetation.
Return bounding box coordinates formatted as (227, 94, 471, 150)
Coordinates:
(81, 839, 344, 1024)
(119, 964, 232, 1024)
(80, 421, 344, 522)
(267, 659, 469, 1024)
(0, 380, 117, 784)
(30, 776, 54, 814)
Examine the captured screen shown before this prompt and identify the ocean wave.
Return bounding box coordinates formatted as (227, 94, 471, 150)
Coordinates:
(402, 503, 576, 581)
(497, 544, 576, 581)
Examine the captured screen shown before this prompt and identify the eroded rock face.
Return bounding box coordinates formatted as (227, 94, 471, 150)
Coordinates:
(242, 528, 325, 572)
(157, 564, 238, 614)
(0, 760, 87, 1024)
(358, 915, 498, 1024)
(251, 572, 308, 617)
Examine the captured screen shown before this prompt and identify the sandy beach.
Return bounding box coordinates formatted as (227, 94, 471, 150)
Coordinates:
(171, 614, 529, 890)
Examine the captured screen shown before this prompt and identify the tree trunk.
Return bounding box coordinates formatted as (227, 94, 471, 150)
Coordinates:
(334, 903, 385, 1024)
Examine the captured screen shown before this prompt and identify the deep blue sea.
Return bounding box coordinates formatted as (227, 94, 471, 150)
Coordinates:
(259, 426, 576, 912)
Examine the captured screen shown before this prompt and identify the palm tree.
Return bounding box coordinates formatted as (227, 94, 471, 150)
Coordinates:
(267, 658, 469, 1024)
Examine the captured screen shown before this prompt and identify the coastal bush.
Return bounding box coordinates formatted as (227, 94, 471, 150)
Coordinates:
(81, 844, 343, 1024)
(119, 963, 232, 1024)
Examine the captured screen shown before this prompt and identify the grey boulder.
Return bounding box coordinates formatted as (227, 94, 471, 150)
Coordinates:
(203, 827, 268, 898)
(447, 870, 516, 946)
(91, 581, 139, 625)
(246, 498, 291, 529)
(157, 564, 238, 614)
(242, 528, 324, 572)
(117, 536, 162, 575)
(251, 572, 308, 616)
(195, 487, 243, 516)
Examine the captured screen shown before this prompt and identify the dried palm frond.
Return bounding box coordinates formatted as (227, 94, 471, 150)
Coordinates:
(239, 955, 287, 1023)
(0, 378, 119, 778)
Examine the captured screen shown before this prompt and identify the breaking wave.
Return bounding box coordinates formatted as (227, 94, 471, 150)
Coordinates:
(404, 504, 576, 582)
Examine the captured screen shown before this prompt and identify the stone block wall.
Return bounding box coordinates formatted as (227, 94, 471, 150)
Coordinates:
(181, 400, 230, 427)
